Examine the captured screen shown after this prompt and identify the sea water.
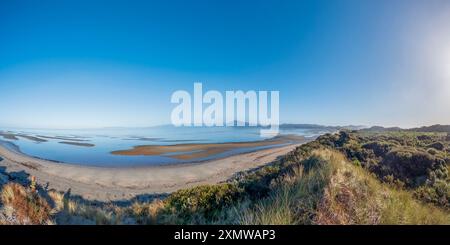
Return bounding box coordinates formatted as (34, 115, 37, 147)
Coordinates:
(0, 125, 330, 167)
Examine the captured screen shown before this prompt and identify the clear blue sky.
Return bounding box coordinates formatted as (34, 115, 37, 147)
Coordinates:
(1, 0, 450, 129)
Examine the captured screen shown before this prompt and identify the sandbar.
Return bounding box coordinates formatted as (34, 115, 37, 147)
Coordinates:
(58, 141, 95, 147)
(112, 135, 304, 160)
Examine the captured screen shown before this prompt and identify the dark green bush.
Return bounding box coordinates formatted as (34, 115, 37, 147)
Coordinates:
(427, 142, 445, 151)
(302, 156, 328, 172)
(164, 183, 242, 219)
(376, 148, 436, 187)
(318, 131, 449, 208)
(415, 180, 449, 208)
(362, 141, 392, 157)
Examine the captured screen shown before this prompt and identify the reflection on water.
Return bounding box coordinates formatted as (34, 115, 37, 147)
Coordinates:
(0, 125, 330, 167)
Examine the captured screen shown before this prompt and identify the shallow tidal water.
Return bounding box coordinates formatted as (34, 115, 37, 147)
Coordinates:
(0, 126, 331, 167)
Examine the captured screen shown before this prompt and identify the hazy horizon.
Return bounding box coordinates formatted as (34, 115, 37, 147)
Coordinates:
(1, 122, 446, 131)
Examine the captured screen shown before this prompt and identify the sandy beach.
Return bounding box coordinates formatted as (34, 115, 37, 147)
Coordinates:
(0, 141, 303, 201)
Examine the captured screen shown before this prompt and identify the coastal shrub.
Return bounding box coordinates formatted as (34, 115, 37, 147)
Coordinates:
(362, 141, 392, 157)
(376, 148, 438, 187)
(302, 155, 328, 172)
(352, 159, 361, 167)
(236, 167, 280, 200)
(415, 180, 450, 209)
(417, 135, 433, 141)
(239, 152, 334, 225)
(318, 131, 449, 208)
(241, 179, 272, 200)
(238, 158, 304, 201)
(427, 142, 445, 151)
(335, 131, 351, 147)
(164, 183, 243, 222)
(240, 148, 449, 225)
(343, 142, 365, 162)
(0, 183, 52, 224)
(316, 133, 338, 147)
(304, 150, 448, 224)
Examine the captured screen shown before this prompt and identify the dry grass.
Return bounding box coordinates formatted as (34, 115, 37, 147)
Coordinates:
(1, 183, 52, 224)
(239, 150, 332, 225)
(127, 199, 165, 224)
(239, 186, 299, 225)
(314, 149, 383, 224)
(239, 149, 450, 225)
(42, 190, 115, 225)
(314, 149, 450, 225)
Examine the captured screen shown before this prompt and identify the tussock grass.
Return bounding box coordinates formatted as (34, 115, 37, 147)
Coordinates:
(126, 199, 165, 224)
(239, 149, 449, 225)
(0, 183, 52, 224)
(316, 149, 449, 224)
(239, 150, 332, 224)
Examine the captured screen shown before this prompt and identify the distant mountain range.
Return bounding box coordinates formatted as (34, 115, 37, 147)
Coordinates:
(360, 124, 450, 133)
(165, 121, 367, 131)
(407, 124, 450, 132)
(279, 123, 365, 131)
(226, 121, 365, 131)
(103, 123, 450, 134)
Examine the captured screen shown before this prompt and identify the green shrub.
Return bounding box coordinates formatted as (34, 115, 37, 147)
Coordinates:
(377, 148, 438, 187)
(352, 159, 362, 167)
(415, 180, 449, 208)
(427, 142, 445, 151)
(164, 183, 242, 220)
(362, 141, 392, 157)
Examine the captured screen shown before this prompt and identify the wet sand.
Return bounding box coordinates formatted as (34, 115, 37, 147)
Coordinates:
(0, 132, 19, 140)
(112, 135, 304, 160)
(38, 135, 89, 142)
(0, 140, 306, 201)
(0, 131, 47, 143)
(58, 141, 95, 147)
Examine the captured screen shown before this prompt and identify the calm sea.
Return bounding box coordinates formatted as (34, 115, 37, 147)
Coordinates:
(0, 125, 332, 167)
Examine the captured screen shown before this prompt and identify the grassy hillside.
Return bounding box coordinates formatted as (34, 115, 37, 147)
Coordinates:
(1, 130, 449, 224)
(239, 149, 448, 224)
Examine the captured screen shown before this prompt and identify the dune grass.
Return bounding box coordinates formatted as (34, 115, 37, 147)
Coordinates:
(0, 183, 52, 224)
(238, 149, 449, 225)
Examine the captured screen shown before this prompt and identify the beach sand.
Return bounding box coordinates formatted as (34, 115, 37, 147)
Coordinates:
(0, 140, 305, 201)
(58, 141, 95, 147)
(112, 135, 304, 160)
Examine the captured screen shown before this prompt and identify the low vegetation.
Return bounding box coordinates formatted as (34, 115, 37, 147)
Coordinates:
(1, 129, 449, 224)
(317, 130, 449, 209)
(0, 183, 52, 224)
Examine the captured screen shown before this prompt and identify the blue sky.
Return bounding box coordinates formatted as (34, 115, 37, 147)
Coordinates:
(1, 0, 450, 128)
